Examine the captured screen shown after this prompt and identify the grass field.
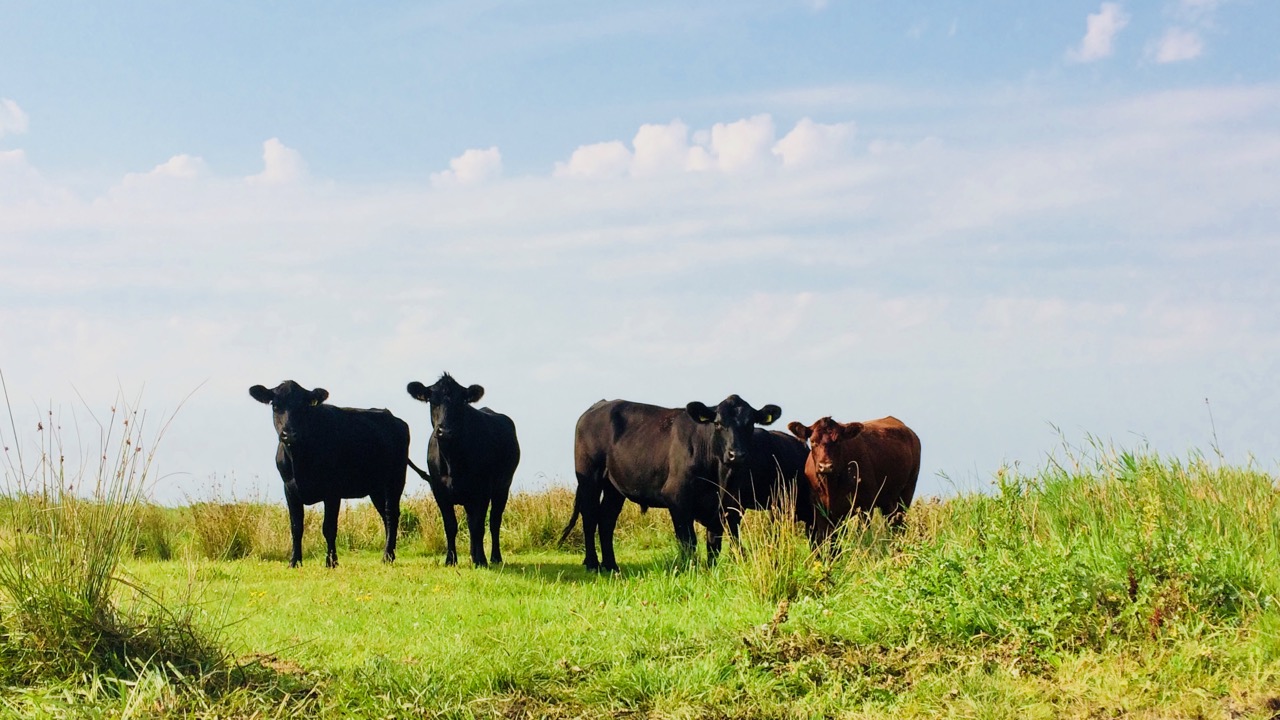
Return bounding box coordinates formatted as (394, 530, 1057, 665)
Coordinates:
(4, 435, 1280, 718)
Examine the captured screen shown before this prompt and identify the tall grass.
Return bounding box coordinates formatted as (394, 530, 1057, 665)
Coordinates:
(174, 484, 676, 563)
(0, 384, 231, 687)
(7, 428, 1279, 717)
(728, 480, 826, 602)
(800, 441, 1280, 664)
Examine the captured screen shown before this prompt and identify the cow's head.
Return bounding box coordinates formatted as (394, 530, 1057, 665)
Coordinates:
(787, 417, 864, 511)
(249, 380, 329, 447)
(686, 394, 781, 469)
(407, 373, 484, 442)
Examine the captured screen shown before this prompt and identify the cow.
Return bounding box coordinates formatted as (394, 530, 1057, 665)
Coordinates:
(406, 373, 520, 567)
(786, 416, 921, 542)
(725, 428, 815, 541)
(561, 395, 781, 572)
(248, 380, 426, 568)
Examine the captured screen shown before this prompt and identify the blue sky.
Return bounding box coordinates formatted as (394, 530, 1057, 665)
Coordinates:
(2, 1, 1278, 504)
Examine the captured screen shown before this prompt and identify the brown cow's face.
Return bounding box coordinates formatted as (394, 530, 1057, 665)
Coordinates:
(407, 373, 484, 443)
(249, 380, 329, 446)
(788, 417, 864, 511)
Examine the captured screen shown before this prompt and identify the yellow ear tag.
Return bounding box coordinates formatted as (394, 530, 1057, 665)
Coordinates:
(310, 399, 319, 407)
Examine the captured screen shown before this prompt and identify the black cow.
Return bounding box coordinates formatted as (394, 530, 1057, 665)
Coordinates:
(406, 373, 520, 567)
(561, 395, 781, 572)
(725, 428, 814, 541)
(248, 380, 426, 568)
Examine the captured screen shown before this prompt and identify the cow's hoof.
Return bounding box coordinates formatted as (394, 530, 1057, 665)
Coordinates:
(473, 558, 488, 568)
(325, 558, 338, 569)
(383, 553, 396, 564)
(603, 563, 620, 574)
(289, 560, 302, 569)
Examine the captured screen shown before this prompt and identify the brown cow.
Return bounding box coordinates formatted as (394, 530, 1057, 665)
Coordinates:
(786, 416, 921, 541)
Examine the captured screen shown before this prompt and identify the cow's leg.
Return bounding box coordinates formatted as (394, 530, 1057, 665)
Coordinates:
(380, 489, 400, 564)
(704, 515, 725, 566)
(698, 495, 730, 565)
(285, 491, 305, 568)
(597, 484, 626, 573)
(322, 499, 341, 568)
(576, 471, 601, 570)
(440, 503, 459, 566)
(669, 508, 697, 564)
(725, 509, 743, 545)
(489, 486, 509, 565)
(811, 516, 836, 552)
(465, 501, 490, 567)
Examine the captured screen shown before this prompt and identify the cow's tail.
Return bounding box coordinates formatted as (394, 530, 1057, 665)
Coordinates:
(558, 504, 580, 545)
(406, 458, 430, 482)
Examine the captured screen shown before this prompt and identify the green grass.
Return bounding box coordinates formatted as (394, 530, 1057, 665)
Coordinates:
(4, 440, 1280, 718)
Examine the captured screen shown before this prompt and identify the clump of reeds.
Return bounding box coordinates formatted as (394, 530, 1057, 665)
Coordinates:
(0, 380, 232, 687)
(814, 440, 1280, 662)
(726, 480, 825, 602)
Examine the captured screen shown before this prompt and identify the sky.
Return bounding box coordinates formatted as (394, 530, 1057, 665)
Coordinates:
(2, 1, 1278, 505)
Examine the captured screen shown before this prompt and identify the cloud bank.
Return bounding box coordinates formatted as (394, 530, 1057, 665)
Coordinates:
(554, 115, 856, 178)
(2, 86, 1277, 503)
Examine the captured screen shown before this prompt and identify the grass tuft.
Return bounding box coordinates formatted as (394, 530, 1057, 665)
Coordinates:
(0, 383, 239, 696)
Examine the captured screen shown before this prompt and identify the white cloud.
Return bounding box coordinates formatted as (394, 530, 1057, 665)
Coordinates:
(553, 140, 631, 178)
(247, 138, 307, 185)
(772, 118, 856, 168)
(1151, 27, 1204, 63)
(1067, 2, 1130, 63)
(431, 146, 503, 187)
(5, 87, 1279, 502)
(0, 98, 28, 137)
(707, 114, 776, 173)
(0, 148, 33, 175)
(0, 149, 73, 208)
(152, 154, 208, 179)
(632, 121, 695, 176)
(123, 154, 209, 185)
(558, 116, 844, 178)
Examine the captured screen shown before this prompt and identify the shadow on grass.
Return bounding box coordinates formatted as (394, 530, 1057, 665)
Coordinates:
(493, 554, 683, 585)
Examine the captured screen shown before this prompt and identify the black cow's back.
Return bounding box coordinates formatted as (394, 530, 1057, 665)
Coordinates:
(575, 399, 710, 510)
(735, 429, 809, 511)
(280, 405, 410, 504)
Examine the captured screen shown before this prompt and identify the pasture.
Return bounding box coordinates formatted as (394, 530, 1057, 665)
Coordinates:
(4, 444, 1280, 718)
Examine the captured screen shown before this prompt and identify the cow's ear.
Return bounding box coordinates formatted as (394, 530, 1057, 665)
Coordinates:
(407, 381, 431, 402)
(249, 385, 274, 404)
(686, 402, 715, 424)
(787, 421, 811, 440)
(837, 421, 864, 440)
(755, 404, 782, 426)
(310, 388, 329, 406)
(465, 384, 485, 404)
